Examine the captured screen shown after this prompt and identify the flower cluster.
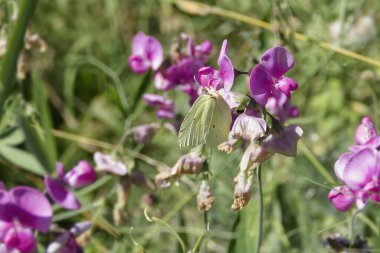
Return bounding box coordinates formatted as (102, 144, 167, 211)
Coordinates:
(329, 117, 380, 211)
(129, 32, 212, 126)
(0, 158, 100, 252)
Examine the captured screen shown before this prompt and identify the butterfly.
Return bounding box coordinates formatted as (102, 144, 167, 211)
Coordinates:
(178, 90, 232, 148)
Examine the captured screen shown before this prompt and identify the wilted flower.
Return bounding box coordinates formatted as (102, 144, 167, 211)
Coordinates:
(196, 39, 234, 92)
(25, 33, 47, 53)
(143, 94, 175, 119)
(249, 46, 298, 106)
(231, 170, 254, 211)
(197, 181, 215, 211)
(0, 184, 52, 253)
(94, 152, 128, 175)
(155, 150, 206, 188)
(45, 161, 96, 210)
(262, 125, 303, 157)
(229, 109, 266, 142)
(128, 32, 163, 74)
(171, 151, 206, 175)
(131, 123, 160, 144)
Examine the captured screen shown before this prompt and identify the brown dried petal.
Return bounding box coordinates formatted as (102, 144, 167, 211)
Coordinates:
(231, 170, 254, 211)
(197, 181, 215, 211)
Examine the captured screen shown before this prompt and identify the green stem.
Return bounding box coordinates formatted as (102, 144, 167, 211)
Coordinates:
(0, 0, 38, 112)
(255, 165, 263, 253)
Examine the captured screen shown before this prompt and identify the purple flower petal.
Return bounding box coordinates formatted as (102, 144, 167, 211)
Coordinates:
(0, 190, 12, 222)
(262, 125, 303, 157)
(196, 40, 212, 56)
(10, 186, 52, 232)
(197, 67, 216, 89)
(56, 162, 65, 180)
(355, 116, 377, 145)
(131, 32, 147, 55)
(128, 55, 150, 74)
(143, 94, 172, 108)
(3, 225, 36, 253)
(154, 72, 173, 91)
(144, 36, 163, 71)
(343, 148, 378, 190)
(219, 54, 234, 91)
(64, 161, 97, 189)
(217, 39, 228, 65)
(260, 46, 295, 79)
(45, 176, 80, 210)
(157, 108, 175, 119)
(328, 186, 355, 212)
(131, 124, 159, 145)
(274, 77, 298, 98)
(334, 152, 352, 182)
(249, 64, 273, 106)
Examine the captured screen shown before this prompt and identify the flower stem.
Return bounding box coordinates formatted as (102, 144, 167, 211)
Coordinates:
(255, 165, 263, 253)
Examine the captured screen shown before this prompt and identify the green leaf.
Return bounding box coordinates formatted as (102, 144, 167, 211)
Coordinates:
(0, 143, 45, 175)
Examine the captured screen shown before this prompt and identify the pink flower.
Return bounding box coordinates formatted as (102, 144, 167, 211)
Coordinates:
(355, 116, 377, 145)
(328, 186, 355, 212)
(249, 47, 298, 106)
(196, 40, 234, 91)
(265, 90, 299, 122)
(128, 32, 163, 74)
(45, 161, 96, 210)
(94, 152, 128, 175)
(143, 94, 175, 119)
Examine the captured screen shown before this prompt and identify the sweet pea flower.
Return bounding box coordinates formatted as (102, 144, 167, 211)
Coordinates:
(143, 94, 175, 119)
(0, 221, 36, 253)
(128, 32, 163, 74)
(0, 184, 52, 253)
(266, 90, 299, 122)
(94, 152, 128, 176)
(45, 161, 96, 210)
(328, 186, 355, 211)
(249, 46, 298, 106)
(355, 116, 377, 145)
(196, 39, 234, 91)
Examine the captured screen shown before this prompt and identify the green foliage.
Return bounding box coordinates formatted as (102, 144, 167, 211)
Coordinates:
(1, 0, 380, 252)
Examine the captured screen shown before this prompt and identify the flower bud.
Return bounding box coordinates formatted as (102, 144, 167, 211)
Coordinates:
(355, 116, 377, 145)
(328, 186, 355, 212)
(64, 161, 97, 189)
(171, 151, 205, 175)
(131, 123, 160, 144)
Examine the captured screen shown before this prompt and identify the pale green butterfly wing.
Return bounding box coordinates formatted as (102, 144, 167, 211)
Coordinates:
(178, 91, 232, 148)
(205, 92, 232, 147)
(178, 94, 215, 148)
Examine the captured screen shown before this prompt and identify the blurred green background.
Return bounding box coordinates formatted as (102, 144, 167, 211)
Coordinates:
(1, 0, 380, 252)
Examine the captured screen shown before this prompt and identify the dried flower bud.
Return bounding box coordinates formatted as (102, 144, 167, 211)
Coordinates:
(197, 181, 215, 211)
(240, 143, 271, 171)
(25, 34, 47, 53)
(171, 151, 205, 175)
(218, 138, 238, 154)
(231, 170, 254, 211)
(155, 171, 174, 188)
(17, 53, 27, 80)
